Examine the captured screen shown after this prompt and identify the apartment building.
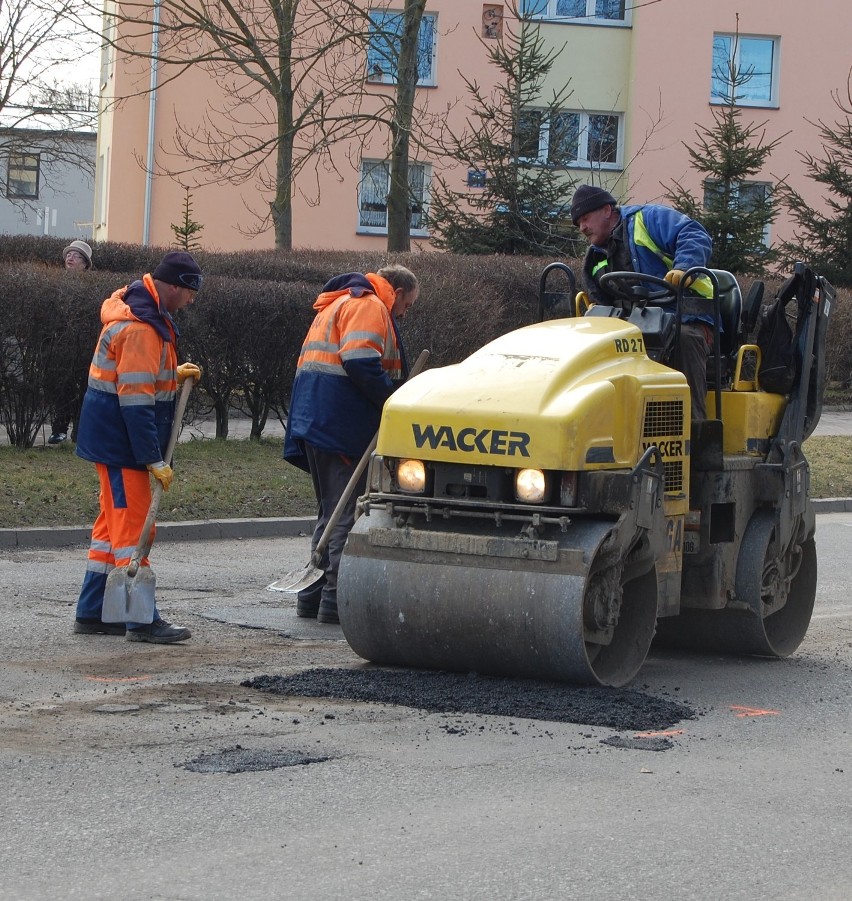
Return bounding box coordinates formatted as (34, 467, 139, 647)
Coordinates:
(94, 1, 849, 253)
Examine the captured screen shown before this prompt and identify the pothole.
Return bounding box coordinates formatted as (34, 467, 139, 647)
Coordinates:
(601, 735, 674, 751)
(180, 745, 331, 774)
(243, 667, 696, 732)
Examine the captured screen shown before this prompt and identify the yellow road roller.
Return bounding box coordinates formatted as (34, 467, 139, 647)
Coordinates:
(337, 263, 834, 686)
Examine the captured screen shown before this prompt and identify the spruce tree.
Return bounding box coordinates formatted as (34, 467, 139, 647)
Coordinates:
(777, 71, 852, 286)
(426, 3, 580, 256)
(663, 36, 783, 275)
(171, 187, 205, 252)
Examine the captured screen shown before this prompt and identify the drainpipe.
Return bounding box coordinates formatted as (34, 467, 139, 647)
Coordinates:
(142, 0, 161, 245)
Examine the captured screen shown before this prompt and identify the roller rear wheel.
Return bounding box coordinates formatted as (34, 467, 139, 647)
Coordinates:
(656, 510, 817, 657)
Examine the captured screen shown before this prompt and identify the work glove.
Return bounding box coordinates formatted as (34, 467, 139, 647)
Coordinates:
(176, 362, 202, 384)
(664, 269, 685, 288)
(147, 461, 174, 491)
(574, 291, 593, 315)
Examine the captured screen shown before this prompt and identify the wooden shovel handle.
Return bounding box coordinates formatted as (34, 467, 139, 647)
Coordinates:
(127, 376, 196, 575)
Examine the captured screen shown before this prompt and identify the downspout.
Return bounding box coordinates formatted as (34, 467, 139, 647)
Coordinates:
(142, 0, 161, 245)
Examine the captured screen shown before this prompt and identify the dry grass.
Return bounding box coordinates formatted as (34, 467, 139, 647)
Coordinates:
(1, 434, 849, 530)
(1, 438, 316, 529)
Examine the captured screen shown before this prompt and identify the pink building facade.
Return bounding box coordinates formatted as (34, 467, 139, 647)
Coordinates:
(94, 1, 849, 255)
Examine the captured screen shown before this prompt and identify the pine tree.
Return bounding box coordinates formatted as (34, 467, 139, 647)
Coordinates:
(777, 70, 852, 286)
(663, 31, 784, 275)
(426, 3, 580, 256)
(171, 187, 205, 252)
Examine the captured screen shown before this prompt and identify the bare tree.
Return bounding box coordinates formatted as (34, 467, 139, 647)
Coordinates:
(0, 0, 98, 198)
(94, 1, 423, 250)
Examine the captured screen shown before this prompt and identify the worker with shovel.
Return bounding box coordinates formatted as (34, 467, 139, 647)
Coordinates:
(72, 252, 203, 643)
(283, 264, 419, 625)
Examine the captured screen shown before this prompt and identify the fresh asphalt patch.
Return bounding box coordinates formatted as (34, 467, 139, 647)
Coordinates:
(243, 667, 697, 732)
(181, 745, 332, 774)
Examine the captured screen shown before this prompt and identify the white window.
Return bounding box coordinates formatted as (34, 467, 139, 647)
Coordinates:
(703, 180, 772, 245)
(6, 153, 40, 199)
(519, 110, 622, 169)
(367, 11, 437, 86)
(519, 0, 629, 26)
(358, 160, 429, 235)
(711, 34, 779, 107)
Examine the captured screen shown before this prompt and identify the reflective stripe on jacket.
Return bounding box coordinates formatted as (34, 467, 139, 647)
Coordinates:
(583, 204, 715, 323)
(284, 272, 405, 470)
(75, 274, 179, 468)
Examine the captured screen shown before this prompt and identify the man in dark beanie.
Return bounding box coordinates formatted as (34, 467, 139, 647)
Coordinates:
(570, 183, 714, 421)
(72, 252, 203, 643)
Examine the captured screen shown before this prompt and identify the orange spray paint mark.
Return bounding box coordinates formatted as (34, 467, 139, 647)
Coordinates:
(730, 705, 779, 718)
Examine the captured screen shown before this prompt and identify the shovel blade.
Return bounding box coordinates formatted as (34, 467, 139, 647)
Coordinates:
(102, 565, 156, 624)
(266, 564, 324, 593)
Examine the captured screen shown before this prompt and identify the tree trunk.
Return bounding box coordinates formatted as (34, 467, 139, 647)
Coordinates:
(386, 0, 426, 252)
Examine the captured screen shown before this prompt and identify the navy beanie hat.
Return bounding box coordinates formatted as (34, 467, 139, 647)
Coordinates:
(152, 251, 203, 291)
(570, 184, 618, 225)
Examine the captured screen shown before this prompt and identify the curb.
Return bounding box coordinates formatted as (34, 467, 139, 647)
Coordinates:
(0, 517, 315, 550)
(3, 501, 852, 550)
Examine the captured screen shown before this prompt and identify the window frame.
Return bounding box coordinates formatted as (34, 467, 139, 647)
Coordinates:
(357, 159, 430, 236)
(366, 10, 438, 87)
(519, 109, 624, 170)
(519, 0, 631, 27)
(6, 152, 41, 199)
(711, 33, 780, 108)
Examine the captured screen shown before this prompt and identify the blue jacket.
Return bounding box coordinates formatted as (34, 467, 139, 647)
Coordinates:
(583, 204, 714, 324)
(283, 273, 406, 471)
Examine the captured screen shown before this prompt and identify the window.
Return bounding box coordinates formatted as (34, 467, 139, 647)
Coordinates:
(6, 153, 40, 199)
(711, 34, 779, 107)
(704, 180, 772, 244)
(367, 11, 437, 86)
(520, 0, 628, 25)
(519, 110, 622, 169)
(358, 160, 429, 234)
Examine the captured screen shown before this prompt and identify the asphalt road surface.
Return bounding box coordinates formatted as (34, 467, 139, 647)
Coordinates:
(1, 514, 850, 901)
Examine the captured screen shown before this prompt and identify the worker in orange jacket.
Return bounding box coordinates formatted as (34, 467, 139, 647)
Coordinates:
(284, 264, 419, 624)
(73, 252, 203, 643)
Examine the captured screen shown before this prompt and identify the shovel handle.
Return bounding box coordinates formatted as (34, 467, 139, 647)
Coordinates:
(127, 376, 197, 575)
(310, 349, 430, 564)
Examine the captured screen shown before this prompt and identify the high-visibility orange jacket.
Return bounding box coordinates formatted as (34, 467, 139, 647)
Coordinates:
(284, 272, 407, 469)
(75, 274, 179, 468)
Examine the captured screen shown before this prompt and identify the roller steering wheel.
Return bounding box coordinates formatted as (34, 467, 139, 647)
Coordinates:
(598, 271, 678, 306)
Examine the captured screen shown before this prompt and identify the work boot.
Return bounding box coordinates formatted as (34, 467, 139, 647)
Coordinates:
(73, 618, 126, 636)
(126, 618, 191, 644)
(296, 578, 325, 618)
(317, 600, 339, 625)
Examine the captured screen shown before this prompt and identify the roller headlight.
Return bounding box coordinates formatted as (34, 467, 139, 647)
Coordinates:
(514, 468, 548, 504)
(397, 459, 426, 494)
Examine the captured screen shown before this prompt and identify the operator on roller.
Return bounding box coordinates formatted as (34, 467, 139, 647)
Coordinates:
(570, 184, 714, 422)
(283, 264, 419, 625)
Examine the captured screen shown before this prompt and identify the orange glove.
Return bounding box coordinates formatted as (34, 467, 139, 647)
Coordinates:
(177, 362, 202, 384)
(147, 461, 174, 491)
(664, 269, 685, 287)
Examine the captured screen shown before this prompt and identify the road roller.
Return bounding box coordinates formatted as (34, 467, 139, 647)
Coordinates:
(337, 262, 834, 686)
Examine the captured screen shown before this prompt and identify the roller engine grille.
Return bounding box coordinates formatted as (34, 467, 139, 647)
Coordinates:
(643, 399, 684, 437)
(643, 399, 685, 494)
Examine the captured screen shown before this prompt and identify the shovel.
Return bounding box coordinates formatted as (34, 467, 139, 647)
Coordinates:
(101, 376, 196, 623)
(267, 349, 430, 594)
